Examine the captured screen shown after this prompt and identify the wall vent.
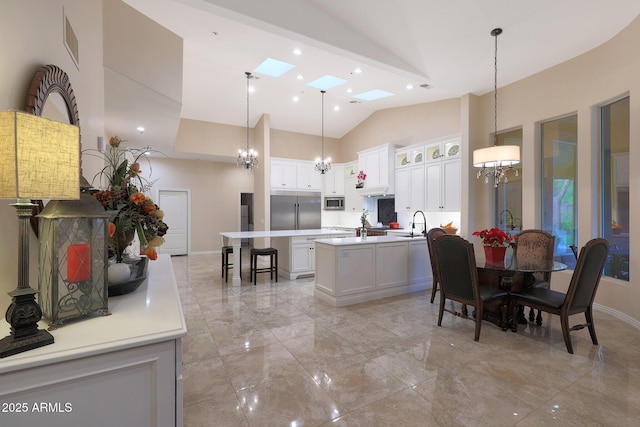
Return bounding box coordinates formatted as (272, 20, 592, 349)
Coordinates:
(64, 11, 79, 68)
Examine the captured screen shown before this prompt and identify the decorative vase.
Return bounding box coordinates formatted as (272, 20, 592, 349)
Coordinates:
(108, 262, 132, 284)
(356, 182, 364, 189)
(361, 226, 367, 239)
(484, 245, 507, 266)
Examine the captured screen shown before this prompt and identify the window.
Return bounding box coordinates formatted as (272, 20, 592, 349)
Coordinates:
(494, 129, 522, 234)
(600, 96, 629, 281)
(541, 115, 577, 268)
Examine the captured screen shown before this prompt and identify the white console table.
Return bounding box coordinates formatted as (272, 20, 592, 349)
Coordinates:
(0, 254, 187, 427)
(220, 229, 351, 285)
(314, 235, 432, 307)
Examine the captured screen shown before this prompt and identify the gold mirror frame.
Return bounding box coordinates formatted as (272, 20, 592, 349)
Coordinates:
(24, 65, 81, 235)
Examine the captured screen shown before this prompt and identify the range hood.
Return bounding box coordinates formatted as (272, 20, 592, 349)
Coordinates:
(356, 185, 392, 197)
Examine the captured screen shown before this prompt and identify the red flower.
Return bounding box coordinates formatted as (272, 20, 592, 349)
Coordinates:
(472, 227, 515, 247)
(108, 222, 116, 238)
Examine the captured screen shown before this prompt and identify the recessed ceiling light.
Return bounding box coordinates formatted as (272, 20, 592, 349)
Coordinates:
(352, 89, 394, 101)
(136, 126, 145, 133)
(333, 105, 340, 111)
(293, 96, 299, 102)
(296, 74, 304, 80)
(306, 75, 347, 90)
(346, 88, 353, 93)
(406, 84, 414, 90)
(352, 68, 362, 74)
(253, 57, 295, 77)
(293, 48, 302, 55)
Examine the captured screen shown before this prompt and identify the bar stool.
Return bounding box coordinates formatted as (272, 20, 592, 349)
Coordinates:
(250, 247, 278, 285)
(221, 246, 241, 283)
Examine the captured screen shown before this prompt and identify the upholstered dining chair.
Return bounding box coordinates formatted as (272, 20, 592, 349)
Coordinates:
(513, 229, 555, 325)
(432, 235, 509, 340)
(426, 227, 447, 303)
(510, 238, 609, 354)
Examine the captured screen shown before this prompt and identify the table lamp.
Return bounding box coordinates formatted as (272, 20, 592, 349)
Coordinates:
(0, 111, 79, 358)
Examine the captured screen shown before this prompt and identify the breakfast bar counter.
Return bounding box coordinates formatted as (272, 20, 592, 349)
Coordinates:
(314, 236, 432, 307)
(220, 229, 352, 285)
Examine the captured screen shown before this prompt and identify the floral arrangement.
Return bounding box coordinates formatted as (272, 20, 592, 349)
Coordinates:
(357, 170, 367, 186)
(89, 136, 168, 261)
(472, 227, 515, 247)
(361, 209, 369, 227)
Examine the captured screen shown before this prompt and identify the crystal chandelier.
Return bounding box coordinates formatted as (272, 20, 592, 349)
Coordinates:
(473, 28, 520, 187)
(315, 90, 331, 174)
(237, 71, 258, 172)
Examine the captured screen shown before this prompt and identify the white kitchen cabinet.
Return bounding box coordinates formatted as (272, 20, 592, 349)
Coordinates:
(395, 164, 426, 212)
(271, 158, 321, 191)
(423, 136, 461, 212)
(426, 157, 461, 211)
(271, 159, 298, 189)
(296, 161, 322, 191)
(292, 241, 315, 273)
(323, 163, 345, 196)
(356, 144, 396, 195)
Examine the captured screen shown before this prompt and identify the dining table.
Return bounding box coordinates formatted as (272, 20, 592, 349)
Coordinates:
(475, 252, 567, 328)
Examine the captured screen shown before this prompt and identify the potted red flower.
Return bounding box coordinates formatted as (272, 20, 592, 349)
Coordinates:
(472, 227, 515, 264)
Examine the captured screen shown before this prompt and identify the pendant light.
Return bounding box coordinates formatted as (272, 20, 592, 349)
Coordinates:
(473, 28, 520, 187)
(315, 90, 332, 174)
(237, 71, 258, 172)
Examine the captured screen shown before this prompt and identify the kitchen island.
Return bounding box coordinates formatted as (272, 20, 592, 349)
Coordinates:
(314, 235, 432, 307)
(220, 229, 352, 285)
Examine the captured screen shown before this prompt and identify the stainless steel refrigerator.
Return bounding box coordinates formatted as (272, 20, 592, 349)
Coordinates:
(271, 192, 322, 230)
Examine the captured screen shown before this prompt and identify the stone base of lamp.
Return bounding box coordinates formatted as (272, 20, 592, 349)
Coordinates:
(0, 287, 54, 358)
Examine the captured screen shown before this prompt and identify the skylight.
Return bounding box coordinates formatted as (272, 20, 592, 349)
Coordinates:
(306, 75, 347, 90)
(352, 89, 394, 101)
(253, 58, 295, 77)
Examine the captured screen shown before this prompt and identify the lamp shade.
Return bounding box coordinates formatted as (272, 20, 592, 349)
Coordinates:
(473, 145, 520, 168)
(0, 111, 80, 200)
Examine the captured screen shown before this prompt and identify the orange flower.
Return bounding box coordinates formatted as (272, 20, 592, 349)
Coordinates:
(142, 202, 156, 213)
(109, 136, 122, 147)
(130, 192, 146, 205)
(108, 222, 116, 237)
(144, 247, 158, 260)
(129, 162, 140, 174)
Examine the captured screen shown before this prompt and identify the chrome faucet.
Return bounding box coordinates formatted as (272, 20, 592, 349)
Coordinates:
(411, 210, 427, 237)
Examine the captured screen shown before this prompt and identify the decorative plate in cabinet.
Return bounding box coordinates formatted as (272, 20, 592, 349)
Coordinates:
(411, 149, 423, 164)
(445, 140, 460, 157)
(396, 152, 408, 167)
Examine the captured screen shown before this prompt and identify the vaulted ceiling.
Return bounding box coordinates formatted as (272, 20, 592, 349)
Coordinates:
(114, 0, 640, 158)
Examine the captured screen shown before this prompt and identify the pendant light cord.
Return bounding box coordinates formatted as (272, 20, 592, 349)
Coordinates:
(492, 28, 501, 146)
(321, 90, 325, 159)
(246, 72, 250, 151)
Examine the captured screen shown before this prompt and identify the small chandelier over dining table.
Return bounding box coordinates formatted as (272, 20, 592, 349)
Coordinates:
(315, 90, 332, 174)
(473, 28, 520, 187)
(237, 71, 258, 172)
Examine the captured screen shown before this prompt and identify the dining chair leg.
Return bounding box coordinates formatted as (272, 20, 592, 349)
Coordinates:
(535, 310, 543, 326)
(437, 297, 445, 326)
(474, 305, 482, 341)
(585, 307, 598, 345)
(560, 314, 574, 354)
(430, 282, 438, 303)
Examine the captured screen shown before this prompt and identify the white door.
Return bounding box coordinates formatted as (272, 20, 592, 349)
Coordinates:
(158, 189, 189, 255)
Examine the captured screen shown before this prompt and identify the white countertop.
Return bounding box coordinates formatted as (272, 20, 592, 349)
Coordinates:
(315, 235, 427, 246)
(221, 228, 352, 239)
(0, 254, 187, 374)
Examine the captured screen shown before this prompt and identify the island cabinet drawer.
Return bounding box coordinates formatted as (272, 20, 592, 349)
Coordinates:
(376, 242, 409, 288)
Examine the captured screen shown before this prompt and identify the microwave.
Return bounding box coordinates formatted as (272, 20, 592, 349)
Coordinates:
(324, 196, 345, 210)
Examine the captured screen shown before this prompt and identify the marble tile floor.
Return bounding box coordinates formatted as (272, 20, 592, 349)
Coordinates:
(172, 253, 640, 427)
